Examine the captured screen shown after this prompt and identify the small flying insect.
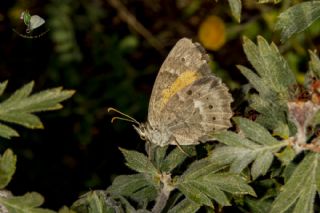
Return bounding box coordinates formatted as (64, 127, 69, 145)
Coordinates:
(12, 10, 49, 39)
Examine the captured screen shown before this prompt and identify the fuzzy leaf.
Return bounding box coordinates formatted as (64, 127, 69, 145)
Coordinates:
(245, 197, 273, 213)
(251, 151, 274, 180)
(275, 1, 320, 42)
(180, 158, 227, 180)
(80, 191, 106, 213)
(72, 190, 125, 213)
(250, 94, 289, 137)
(241, 36, 295, 97)
(201, 173, 256, 196)
(168, 199, 200, 213)
(308, 50, 320, 79)
(154, 146, 168, 169)
(119, 148, 158, 174)
(258, 0, 281, 3)
(160, 146, 194, 172)
(208, 146, 241, 165)
(0, 149, 16, 189)
(270, 153, 320, 213)
(214, 120, 286, 179)
(0, 192, 55, 213)
(0, 81, 8, 97)
(185, 181, 230, 206)
(177, 182, 213, 207)
(177, 157, 255, 208)
(107, 174, 157, 203)
(0, 123, 19, 139)
(228, 0, 241, 22)
(239, 36, 295, 135)
(0, 81, 74, 136)
(233, 117, 279, 145)
(58, 206, 77, 213)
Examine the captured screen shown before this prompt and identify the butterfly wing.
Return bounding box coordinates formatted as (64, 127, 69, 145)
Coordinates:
(148, 38, 212, 126)
(159, 76, 233, 145)
(29, 15, 45, 30)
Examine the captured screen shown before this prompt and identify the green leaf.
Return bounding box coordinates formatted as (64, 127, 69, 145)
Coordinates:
(0, 192, 55, 213)
(0, 123, 19, 139)
(22, 10, 31, 26)
(119, 148, 158, 174)
(167, 199, 200, 213)
(0, 149, 16, 189)
(58, 206, 77, 213)
(177, 171, 255, 208)
(72, 190, 124, 213)
(245, 197, 273, 213)
(233, 117, 279, 145)
(258, 0, 281, 3)
(270, 153, 320, 213)
(228, 0, 241, 22)
(201, 173, 256, 196)
(0, 81, 8, 97)
(185, 181, 230, 206)
(308, 50, 320, 79)
(180, 158, 227, 180)
(250, 95, 289, 137)
(177, 156, 255, 208)
(160, 146, 194, 172)
(213, 130, 257, 148)
(241, 36, 295, 97)
(275, 146, 295, 165)
(0, 81, 74, 135)
(177, 182, 213, 207)
(214, 120, 286, 179)
(0, 113, 43, 129)
(107, 174, 157, 203)
(251, 151, 274, 180)
(239, 36, 295, 136)
(154, 146, 168, 169)
(275, 1, 320, 42)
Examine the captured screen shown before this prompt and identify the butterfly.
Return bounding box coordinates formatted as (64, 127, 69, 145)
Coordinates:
(12, 10, 49, 39)
(109, 38, 233, 147)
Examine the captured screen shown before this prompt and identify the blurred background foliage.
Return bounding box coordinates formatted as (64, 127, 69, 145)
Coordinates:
(0, 0, 320, 210)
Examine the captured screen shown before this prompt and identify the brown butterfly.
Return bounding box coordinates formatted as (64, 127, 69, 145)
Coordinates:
(109, 38, 233, 147)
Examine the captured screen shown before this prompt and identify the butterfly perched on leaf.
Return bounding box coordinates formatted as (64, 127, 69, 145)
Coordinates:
(109, 38, 233, 149)
(20, 10, 45, 33)
(12, 10, 49, 39)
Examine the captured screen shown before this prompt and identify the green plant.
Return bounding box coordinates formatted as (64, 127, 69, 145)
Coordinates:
(3, 0, 320, 212)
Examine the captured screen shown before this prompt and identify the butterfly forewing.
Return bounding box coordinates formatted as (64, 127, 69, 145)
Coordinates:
(148, 38, 212, 127)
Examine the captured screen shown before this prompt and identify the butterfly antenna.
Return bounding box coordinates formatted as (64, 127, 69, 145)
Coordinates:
(107, 107, 140, 125)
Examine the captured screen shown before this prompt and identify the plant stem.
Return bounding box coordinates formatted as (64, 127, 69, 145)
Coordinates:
(152, 173, 175, 213)
(152, 187, 171, 213)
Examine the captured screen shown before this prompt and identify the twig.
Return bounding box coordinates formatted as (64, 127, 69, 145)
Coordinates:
(107, 0, 165, 53)
(152, 173, 175, 213)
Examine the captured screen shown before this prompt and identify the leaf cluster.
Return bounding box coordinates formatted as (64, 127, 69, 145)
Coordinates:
(74, 34, 320, 212)
(4, 1, 320, 213)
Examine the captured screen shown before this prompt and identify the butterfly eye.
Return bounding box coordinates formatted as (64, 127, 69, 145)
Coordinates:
(208, 105, 213, 109)
(187, 90, 192, 95)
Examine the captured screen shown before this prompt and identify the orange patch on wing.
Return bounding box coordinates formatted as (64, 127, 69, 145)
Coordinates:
(160, 71, 198, 109)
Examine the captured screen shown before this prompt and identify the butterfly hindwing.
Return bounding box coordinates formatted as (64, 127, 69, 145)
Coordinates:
(159, 76, 233, 145)
(29, 15, 45, 31)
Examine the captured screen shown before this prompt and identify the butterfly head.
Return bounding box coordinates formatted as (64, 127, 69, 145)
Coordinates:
(133, 122, 171, 147)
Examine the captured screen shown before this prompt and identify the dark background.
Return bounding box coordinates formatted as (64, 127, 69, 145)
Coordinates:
(0, 0, 316, 210)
